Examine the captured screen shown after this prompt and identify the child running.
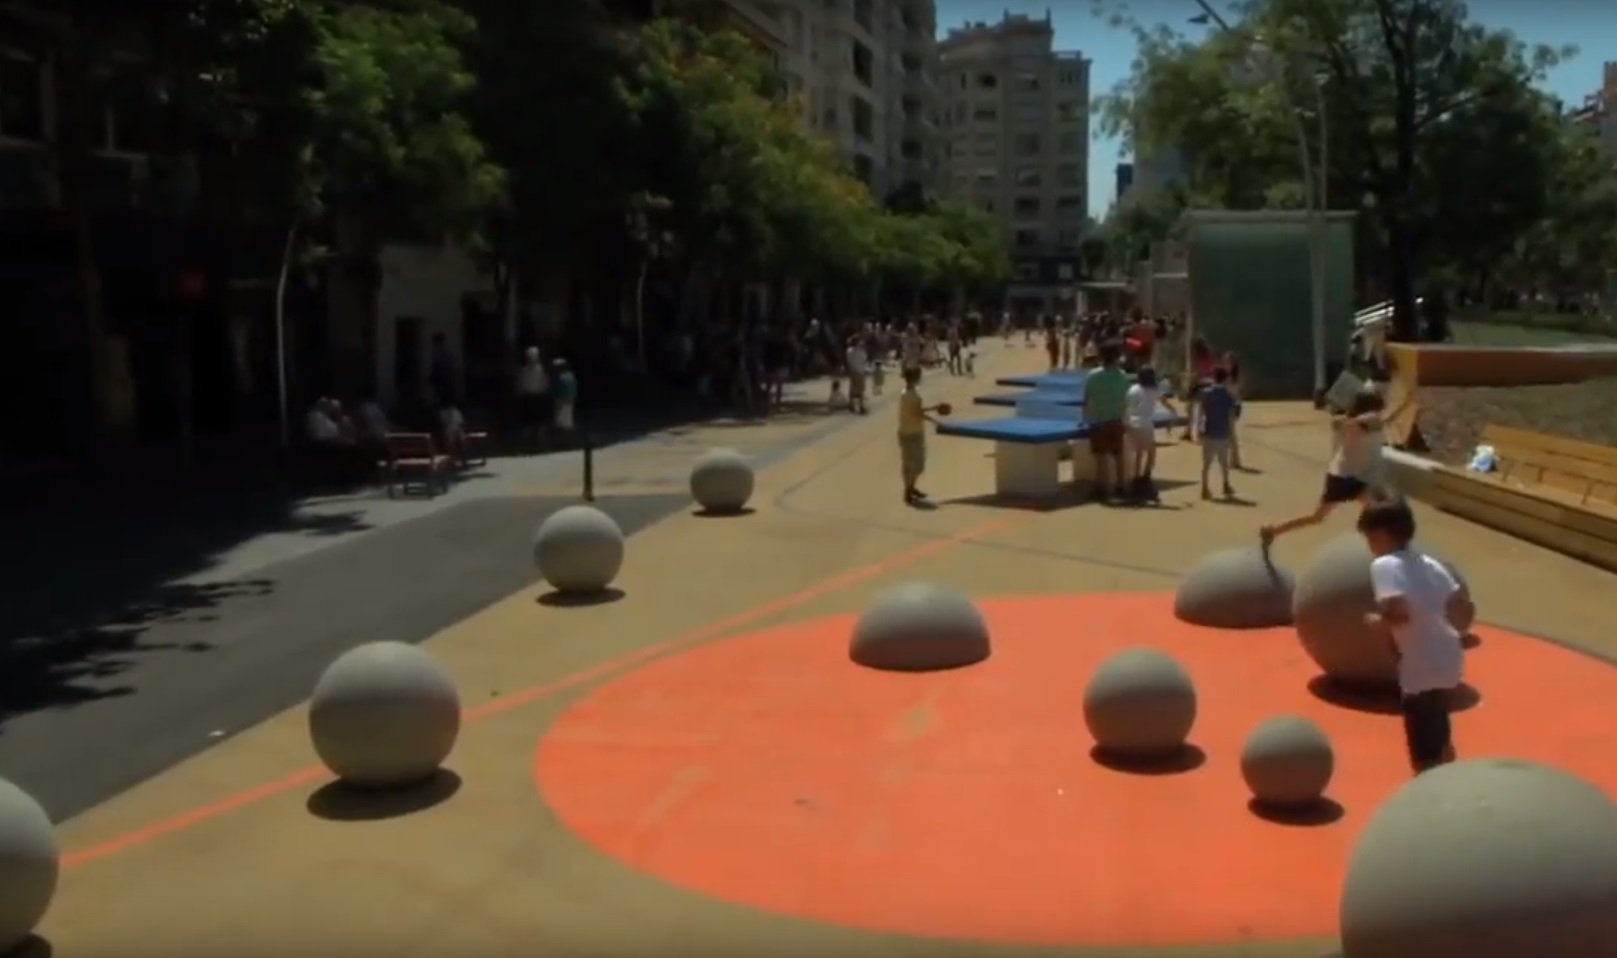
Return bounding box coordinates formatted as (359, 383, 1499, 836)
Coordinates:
(898, 366, 944, 505)
(1260, 389, 1400, 546)
(1358, 497, 1466, 774)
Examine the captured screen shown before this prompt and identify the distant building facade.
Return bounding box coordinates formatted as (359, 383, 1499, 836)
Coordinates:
(937, 10, 1091, 315)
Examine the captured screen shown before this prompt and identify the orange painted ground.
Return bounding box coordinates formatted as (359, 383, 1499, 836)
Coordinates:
(534, 593, 1617, 948)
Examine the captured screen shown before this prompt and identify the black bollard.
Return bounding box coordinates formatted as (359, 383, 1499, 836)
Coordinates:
(582, 431, 595, 502)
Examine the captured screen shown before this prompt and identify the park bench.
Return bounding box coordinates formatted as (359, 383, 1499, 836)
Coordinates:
(1424, 423, 1617, 573)
(938, 400, 1180, 498)
(383, 432, 453, 499)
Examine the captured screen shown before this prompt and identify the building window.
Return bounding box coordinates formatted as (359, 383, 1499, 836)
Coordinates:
(1018, 73, 1041, 92)
(1014, 166, 1041, 187)
(1056, 195, 1084, 215)
(959, 72, 968, 90)
(1014, 197, 1040, 218)
(1058, 131, 1083, 154)
(823, 106, 839, 128)
(851, 41, 874, 87)
(955, 102, 967, 121)
(1057, 100, 1084, 122)
(980, 198, 995, 212)
(1013, 132, 1041, 157)
(1014, 262, 1039, 280)
(1056, 163, 1083, 186)
(0, 53, 45, 142)
(1058, 69, 1079, 86)
(851, 95, 874, 140)
(1014, 229, 1040, 249)
(972, 105, 998, 123)
(853, 153, 875, 184)
(1058, 230, 1082, 249)
(852, 0, 873, 31)
(975, 169, 998, 186)
(977, 72, 998, 89)
(901, 138, 922, 160)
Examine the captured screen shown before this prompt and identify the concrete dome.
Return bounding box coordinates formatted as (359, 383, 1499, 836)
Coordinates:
(849, 582, 991, 672)
(1240, 715, 1334, 807)
(533, 505, 625, 594)
(1083, 648, 1198, 756)
(1341, 758, 1617, 958)
(1175, 546, 1296, 628)
(1293, 535, 1472, 688)
(0, 777, 58, 954)
(689, 448, 755, 514)
(309, 642, 462, 788)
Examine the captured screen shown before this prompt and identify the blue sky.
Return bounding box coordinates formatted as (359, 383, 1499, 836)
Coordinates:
(934, 0, 1617, 217)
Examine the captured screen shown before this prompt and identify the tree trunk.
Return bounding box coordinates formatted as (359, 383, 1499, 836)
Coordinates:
(54, 9, 134, 448)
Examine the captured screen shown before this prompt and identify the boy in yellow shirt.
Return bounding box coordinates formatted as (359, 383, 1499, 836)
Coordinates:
(898, 366, 945, 504)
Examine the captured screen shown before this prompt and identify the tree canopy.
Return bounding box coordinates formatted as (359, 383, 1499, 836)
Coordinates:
(1097, 0, 1617, 335)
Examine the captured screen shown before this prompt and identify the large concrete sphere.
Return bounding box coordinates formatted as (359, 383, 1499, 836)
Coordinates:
(849, 582, 991, 672)
(1293, 535, 1473, 688)
(1341, 758, 1617, 958)
(0, 778, 57, 954)
(309, 642, 461, 787)
(1175, 546, 1296, 629)
(1240, 715, 1334, 807)
(1083, 649, 1198, 756)
(689, 448, 755, 514)
(533, 505, 625, 594)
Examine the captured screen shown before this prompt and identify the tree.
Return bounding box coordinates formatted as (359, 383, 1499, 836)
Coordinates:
(1099, 0, 1583, 338)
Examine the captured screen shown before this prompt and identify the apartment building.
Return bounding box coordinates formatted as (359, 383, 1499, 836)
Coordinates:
(937, 11, 1091, 313)
(717, 0, 942, 200)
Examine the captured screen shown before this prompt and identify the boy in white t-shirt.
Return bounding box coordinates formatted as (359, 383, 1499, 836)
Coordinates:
(1122, 366, 1179, 501)
(1358, 498, 1468, 774)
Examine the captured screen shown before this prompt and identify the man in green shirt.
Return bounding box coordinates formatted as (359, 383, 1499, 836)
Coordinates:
(1083, 341, 1132, 501)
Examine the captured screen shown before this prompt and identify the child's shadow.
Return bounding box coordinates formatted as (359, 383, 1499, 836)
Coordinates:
(907, 499, 940, 511)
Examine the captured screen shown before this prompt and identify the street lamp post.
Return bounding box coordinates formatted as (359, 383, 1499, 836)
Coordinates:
(1192, 0, 1328, 400)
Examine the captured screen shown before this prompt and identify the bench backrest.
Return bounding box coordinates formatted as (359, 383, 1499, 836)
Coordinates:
(1014, 400, 1080, 422)
(1481, 423, 1617, 505)
(385, 432, 440, 461)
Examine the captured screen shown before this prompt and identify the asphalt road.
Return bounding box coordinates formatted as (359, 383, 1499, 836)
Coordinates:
(0, 494, 685, 821)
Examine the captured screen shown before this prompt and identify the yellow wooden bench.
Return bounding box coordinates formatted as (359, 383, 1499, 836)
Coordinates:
(1423, 424, 1617, 572)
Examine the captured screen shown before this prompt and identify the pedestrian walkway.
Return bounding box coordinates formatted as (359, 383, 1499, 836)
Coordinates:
(28, 343, 1617, 958)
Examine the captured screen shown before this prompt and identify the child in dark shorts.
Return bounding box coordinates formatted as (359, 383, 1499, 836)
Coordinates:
(1260, 390, 1389, 548)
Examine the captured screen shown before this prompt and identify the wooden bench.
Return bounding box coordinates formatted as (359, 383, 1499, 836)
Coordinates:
(383, 432, 453, 498)
(1482, 424, 1617, 508)
(1423, 424, 1617, 572)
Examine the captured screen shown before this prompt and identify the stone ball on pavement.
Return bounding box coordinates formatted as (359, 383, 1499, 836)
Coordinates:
(309, 642, 461, 788)
(1240, 715, 1334, 807)
(533, 505, 625, 594)
(1341, 758, 1617, 958)
(1175, 546, 1296, 628)
(689, 448, 755, 514)
(849, 582, 991, 672)
(1293, 534, 1472, 689)
(1083, 648, 1198, 757)
(0, 778, 58, 955)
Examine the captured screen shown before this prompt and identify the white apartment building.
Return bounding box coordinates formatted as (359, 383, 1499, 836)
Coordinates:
(936, 11, 1091, 312)
(719, 0, 942, 199)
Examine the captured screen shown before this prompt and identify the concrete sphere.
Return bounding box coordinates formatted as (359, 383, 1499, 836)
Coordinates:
(1175, 546, 1296, 628)
(1240, 715, 1334, 807)
(533, 505, 625, 594)
(1341, 758, 1617, 958)
(0, 778, 57, 954)
(1293, 535, 1473, 688)
(849, 582, 991, 672)
(689, 448, 755, 513)
(1083, 649, 1198, 756)
(309, 642, 461, 787)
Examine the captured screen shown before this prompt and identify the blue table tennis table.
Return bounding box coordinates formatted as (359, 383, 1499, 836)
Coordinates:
(973, 389, 1086, 408)
(994, 370, 1091, 389)
(937, 400, 1182, 497)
